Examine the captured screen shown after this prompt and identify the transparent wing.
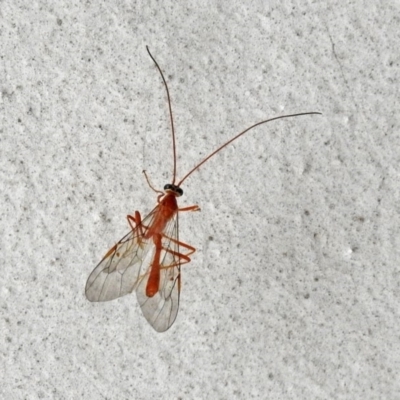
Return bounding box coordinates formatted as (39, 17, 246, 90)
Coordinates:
(85, 209, 158, 302)
(136, 213, 181, 332)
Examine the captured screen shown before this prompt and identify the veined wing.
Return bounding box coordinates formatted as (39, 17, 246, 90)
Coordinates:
(136, 212, 181, 332)
(85, 208, 159, 302)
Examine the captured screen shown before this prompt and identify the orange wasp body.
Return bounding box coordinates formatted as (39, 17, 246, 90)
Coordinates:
(85, 46, 321, 331)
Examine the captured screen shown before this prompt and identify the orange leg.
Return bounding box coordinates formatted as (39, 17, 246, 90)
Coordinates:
(158, 203, 199, 266)
(159, 233, 197, 269)
(158, 236, 197, 294)
(146, 234, 195, 298)
(179, 204, 201, 212)
(127, 211, 143, 233)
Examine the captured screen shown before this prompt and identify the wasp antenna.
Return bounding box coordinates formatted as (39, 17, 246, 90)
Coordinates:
(146, 46, 178, 185)
(177, 112, 322, 186)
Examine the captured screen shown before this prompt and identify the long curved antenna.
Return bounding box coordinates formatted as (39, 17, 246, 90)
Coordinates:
(177, 112, 322, 186)
(146, 46, 178, 184)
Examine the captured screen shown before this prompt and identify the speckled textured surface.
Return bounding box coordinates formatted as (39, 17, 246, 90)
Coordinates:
(1, 2, 399, 399)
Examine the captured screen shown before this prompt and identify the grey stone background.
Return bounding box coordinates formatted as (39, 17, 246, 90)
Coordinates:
(1, 1, 399, 399)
